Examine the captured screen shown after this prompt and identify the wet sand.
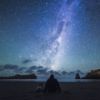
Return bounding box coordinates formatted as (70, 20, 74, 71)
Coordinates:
(0, 81, 100, 100)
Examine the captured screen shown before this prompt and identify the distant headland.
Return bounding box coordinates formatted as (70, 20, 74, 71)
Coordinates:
(83, 69, 100, 79)
(0, 73, 37, 79)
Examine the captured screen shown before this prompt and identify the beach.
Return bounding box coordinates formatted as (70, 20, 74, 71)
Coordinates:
(0, 81, 100, 100)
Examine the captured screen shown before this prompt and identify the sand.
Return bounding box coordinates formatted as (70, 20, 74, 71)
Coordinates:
(0, 81, 100, 100)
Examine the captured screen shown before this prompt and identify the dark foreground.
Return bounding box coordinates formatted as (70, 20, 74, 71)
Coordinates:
(0, 81, 100, 100)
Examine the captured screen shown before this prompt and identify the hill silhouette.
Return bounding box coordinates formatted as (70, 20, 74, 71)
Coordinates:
(83, 69, 100, 79)
(0, 73, 37, 79)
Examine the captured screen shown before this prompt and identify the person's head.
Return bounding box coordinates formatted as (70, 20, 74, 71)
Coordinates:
(49, 74, 54, 79)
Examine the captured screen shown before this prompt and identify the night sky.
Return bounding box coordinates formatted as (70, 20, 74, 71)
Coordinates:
(0, 0, 100, 76)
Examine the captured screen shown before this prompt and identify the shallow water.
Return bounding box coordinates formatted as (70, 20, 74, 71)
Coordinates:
(0, 79, 100, 83)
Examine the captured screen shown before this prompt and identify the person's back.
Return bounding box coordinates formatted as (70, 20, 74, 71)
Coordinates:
(44, 74, 61, 93)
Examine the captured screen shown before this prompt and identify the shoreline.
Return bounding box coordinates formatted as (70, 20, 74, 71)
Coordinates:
(0, 78, 100, 83)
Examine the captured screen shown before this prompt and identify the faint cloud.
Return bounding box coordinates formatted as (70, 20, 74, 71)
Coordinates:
(22, 59, 32, 64)
(0, 64, 19, 71)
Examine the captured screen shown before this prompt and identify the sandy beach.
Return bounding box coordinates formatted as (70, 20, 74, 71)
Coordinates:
(0, 81, 100, 100)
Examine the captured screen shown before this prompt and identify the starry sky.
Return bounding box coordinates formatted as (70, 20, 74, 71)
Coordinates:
(0, 0, 100, 75)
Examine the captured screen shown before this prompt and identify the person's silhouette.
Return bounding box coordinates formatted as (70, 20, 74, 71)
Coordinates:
(44, 74, 61, 93)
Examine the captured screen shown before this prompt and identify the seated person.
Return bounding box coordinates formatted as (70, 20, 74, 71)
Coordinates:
(44, 74, 61, 93)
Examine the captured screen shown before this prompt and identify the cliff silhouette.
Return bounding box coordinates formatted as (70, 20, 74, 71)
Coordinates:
(83, 69, 100, 79)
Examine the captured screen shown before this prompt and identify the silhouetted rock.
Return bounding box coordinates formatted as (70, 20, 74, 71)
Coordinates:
(83, 69, 100, 79)
(75, 73, 80, 79)
(0, 73, 37, 79)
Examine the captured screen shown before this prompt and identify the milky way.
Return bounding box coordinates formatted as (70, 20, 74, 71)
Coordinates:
(42, 0, 81, 70)
(0, 0, 100, 75)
